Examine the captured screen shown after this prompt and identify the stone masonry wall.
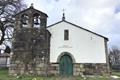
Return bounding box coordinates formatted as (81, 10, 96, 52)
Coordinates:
(9, 28, 51, 76)
(49, 63, 59, 76)
(50, 63, 108, 76)
(9, 55, 50, 76)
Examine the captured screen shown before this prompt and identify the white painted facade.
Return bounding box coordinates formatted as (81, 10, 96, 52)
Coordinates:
(47, 21, 107, 63)
(0, 57, 10, 67)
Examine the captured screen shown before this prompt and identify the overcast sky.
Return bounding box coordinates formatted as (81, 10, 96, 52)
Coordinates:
(25, 0, 120, 48)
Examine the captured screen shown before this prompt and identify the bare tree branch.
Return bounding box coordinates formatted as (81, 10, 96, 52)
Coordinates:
(0, 0, 27, 52)
(109, 46, 120, 66)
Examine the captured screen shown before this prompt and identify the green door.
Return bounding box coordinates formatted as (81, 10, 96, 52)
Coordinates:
(59, 54, 73, 76)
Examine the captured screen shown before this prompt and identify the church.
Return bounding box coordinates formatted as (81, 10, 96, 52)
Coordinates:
(9, 5, 109, 76)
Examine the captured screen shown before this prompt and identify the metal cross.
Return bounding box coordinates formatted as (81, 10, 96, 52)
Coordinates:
(62, 9, 66, 21)
(63, 9, 65, 14)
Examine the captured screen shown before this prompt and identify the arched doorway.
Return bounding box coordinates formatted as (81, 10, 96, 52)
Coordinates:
(59, 53, 73, 76)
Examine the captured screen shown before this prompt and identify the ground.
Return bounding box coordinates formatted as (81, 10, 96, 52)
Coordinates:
(0, 68, 120, 80)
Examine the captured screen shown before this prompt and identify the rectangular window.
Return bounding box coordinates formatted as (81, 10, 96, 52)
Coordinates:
(64, 30, 69, 40)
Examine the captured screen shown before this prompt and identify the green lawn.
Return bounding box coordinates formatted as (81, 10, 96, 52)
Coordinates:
(0, 68, 118, 80)
(111, 71, 120, 77)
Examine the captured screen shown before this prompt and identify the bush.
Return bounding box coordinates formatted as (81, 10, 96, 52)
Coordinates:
(112, 64, 120, 71)
(0, 67, 8, 70)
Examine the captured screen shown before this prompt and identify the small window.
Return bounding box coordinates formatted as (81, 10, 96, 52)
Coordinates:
(64, 30, 69, 40)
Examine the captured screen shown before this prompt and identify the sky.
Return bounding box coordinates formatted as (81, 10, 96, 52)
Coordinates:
(23, 0, 120, 48)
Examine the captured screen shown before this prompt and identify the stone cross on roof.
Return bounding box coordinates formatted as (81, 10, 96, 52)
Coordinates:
(30, 3, 34, 8)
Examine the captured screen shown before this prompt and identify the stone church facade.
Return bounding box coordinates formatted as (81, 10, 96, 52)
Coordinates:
(9, 6, 109, 76)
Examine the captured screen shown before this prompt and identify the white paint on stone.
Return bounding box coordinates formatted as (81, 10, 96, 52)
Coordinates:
(47, 21, 107, 63)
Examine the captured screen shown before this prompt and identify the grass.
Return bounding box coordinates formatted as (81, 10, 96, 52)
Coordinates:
(0, 68, 15, 80)
(111, 70, 120, 77)
(0, 68, 118, 80)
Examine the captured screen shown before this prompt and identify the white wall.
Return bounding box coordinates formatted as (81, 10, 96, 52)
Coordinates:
(47, 21, 106, 63)
(0, 57, 10, 67)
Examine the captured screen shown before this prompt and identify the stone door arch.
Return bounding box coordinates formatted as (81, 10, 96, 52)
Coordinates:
(58, 52, 75, 76)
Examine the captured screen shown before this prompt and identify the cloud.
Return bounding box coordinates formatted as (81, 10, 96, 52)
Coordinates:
(25, 0, 120, 48)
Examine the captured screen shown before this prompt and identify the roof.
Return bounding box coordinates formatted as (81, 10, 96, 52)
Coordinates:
(15, 6, 48, 17)
(47, 20, 108, 41)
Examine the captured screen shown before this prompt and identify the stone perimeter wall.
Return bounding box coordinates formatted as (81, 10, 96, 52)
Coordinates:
(50, 63, 108, 76)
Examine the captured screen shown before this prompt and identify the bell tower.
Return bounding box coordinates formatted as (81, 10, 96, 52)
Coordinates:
(15, 4, 47, 30)
(9, 5, 51, 76)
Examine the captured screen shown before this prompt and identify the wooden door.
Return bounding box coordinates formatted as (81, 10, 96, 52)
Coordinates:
(59, 54, 73, 76)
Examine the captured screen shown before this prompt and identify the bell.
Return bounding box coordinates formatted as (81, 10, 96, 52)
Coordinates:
(34, 16, 39, 25)
(21, 15, 28, 25)
(22, 19, 27, 25)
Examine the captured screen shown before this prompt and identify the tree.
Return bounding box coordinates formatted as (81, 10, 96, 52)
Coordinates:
(109, 46, 120, 70)
(0, 0, 26, 52)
